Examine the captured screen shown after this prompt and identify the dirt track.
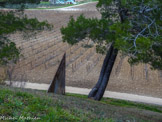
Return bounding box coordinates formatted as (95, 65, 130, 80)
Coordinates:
(2, 2, 162, 98)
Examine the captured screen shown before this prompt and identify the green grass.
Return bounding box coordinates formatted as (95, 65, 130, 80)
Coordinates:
(67, 93, 162, 113)
(0, 89, 79, 121)
(40, 1, 50, 5)
(101, 98, 162, 113)
(0, 87, 115, 121)
(0, 86, 162, 121)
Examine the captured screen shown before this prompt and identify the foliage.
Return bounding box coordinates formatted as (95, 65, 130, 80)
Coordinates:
(61, 0, 162, 70)
(0, 7, 52, 65)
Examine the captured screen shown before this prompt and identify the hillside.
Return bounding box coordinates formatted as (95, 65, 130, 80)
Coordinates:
(1, 2, 162, 98)
(0, 85, 162, 121)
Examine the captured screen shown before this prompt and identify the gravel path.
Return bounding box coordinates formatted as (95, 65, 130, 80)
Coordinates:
(5, 81, 162, 106)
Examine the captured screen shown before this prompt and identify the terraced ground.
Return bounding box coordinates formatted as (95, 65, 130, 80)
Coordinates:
(3, 2, 162, 98)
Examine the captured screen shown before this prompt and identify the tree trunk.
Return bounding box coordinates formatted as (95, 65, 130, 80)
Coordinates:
(94, 48, 118, 100)
(48, 53, 66, 95)
(88, 44, 118, 100)
(88, 44, 114, 98)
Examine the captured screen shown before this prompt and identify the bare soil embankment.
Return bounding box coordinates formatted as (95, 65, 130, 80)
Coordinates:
(1, 2, 162, 98)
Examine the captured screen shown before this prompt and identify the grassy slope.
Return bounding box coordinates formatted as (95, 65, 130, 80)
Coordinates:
(68, 93, 162, 113)
(0, 85, 162, 122)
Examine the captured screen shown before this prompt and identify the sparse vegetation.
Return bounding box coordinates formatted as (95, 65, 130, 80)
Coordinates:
(67, 93, 162, 113)
(0, 86, 162, 121)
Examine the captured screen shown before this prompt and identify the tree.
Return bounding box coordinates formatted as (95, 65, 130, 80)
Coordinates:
(0, 1, 52, 65)
(0, 0, 52, 83)
(61, 0, 162, 100)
